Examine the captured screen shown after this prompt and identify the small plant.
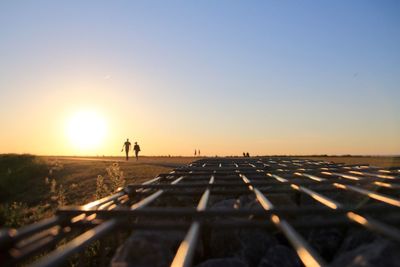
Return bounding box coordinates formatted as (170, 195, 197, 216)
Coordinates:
(96, 175, 110, 199)
(0, 202, 29, 228)
(45, 178, 67, 207)
(95, 163, 125, 199)
(106, 163, 125, 191)
(56, 184, 66, 206)
(44, 159, 68, 208)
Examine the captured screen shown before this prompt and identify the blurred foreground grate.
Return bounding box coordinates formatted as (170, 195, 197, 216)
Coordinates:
(1, 157, 400, 267)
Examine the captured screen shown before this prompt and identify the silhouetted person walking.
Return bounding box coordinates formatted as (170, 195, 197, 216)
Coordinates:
(122, 139, 131, 160)
(194, 149, 197, 156)
(134, 142, 141, 160)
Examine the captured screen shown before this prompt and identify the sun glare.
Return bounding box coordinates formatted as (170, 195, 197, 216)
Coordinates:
(66, 110, 107, 150)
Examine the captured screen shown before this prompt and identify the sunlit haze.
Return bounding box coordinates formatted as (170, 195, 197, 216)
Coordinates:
(0, 1, 399, 156)
(66, 110, 107, 151)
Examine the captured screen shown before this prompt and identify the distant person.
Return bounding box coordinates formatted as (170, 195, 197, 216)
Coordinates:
(246, 152, 250, 157)
(243, 152, 246, 157)
(194, 149, 197, 156)
(121, 139, 131, 160)
(198, 149, 201, 156)
(134, 142, 141, 160)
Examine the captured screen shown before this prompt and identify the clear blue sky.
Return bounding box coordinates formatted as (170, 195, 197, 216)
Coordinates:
(0, 1, 399, 155)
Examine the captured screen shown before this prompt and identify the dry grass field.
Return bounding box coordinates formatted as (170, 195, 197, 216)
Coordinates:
(0, 155, 199, 228)
(42, 156, 199, 204)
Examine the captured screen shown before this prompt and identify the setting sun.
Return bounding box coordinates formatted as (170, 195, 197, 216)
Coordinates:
(66, 110, 107, 150)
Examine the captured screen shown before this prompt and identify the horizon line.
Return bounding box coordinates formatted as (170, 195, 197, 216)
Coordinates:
(2, 153, 400, 158)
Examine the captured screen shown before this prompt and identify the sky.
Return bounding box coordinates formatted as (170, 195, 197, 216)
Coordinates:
(0, 1, 399, 156)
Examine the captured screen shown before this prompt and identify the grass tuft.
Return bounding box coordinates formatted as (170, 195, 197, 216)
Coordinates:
(95, 162, 125, 199)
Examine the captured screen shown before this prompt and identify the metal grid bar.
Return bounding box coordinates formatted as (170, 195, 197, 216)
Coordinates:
(0, 158, 399, 267)
(171, 175, 214, 267)
(240, 173, 326, 267)
(270, 173, 400, 243)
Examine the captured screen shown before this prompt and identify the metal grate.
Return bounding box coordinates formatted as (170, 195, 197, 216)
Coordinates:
(1, 157, 400, 267)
